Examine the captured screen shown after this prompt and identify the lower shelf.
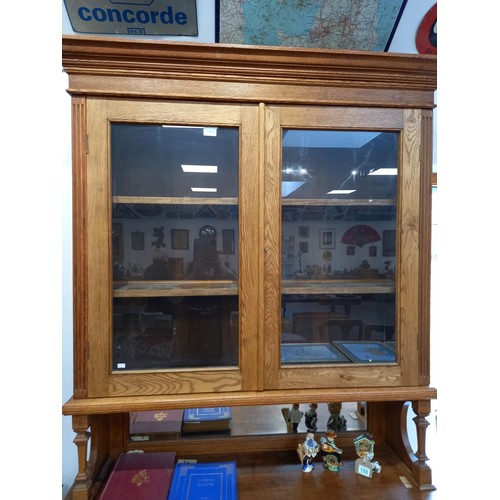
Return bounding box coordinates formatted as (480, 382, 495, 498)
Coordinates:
(94, 447, 435, 499)
(236, 449, 435, 499)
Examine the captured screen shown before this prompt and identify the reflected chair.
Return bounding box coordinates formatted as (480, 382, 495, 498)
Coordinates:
(318, 319, 364, 342)
(363, 324, 395, 341)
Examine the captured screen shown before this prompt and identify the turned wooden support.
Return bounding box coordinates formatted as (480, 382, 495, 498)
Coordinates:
(410, 399, 433, 489)
(71, 415, 91, 500)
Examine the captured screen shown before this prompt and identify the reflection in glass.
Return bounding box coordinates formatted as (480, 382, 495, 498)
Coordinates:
(128, 403, 366, 441)
(113, 295, 238, 370)
(111, 124, 239, 371)
(281, 130, 398, 365)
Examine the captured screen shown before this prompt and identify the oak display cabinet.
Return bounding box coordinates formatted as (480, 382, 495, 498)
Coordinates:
(62, 35, 437, 498)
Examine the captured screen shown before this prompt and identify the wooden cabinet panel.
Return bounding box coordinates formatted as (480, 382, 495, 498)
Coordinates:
(62, 35, 437, 496)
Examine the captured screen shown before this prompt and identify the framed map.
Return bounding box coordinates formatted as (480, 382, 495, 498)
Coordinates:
(216, 0, 407, 52)
(332, 341, 396, 363)
(281, 343, 351, 364)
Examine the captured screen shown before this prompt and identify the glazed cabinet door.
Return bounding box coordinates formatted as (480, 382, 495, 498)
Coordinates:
(263, 105, 428, 390)
(83, 99, 260, 397)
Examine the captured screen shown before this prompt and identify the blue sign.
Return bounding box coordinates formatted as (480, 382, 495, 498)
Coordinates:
(64, 0, 198, 36)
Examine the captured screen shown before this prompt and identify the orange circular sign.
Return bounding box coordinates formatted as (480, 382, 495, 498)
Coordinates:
(416, 4, 437, 55)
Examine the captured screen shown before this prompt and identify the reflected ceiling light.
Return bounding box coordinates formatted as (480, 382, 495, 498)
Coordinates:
(327, 189, 356, 195)
(368, 167, 398, 175)
(182, 164, 218, 173)
(282, 181, 305, 197)
(282, 167, 308, 176)
(191, 187, 217, 192)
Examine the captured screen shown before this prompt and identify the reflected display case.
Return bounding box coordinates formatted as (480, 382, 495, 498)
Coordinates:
(62, 35, 436, 498)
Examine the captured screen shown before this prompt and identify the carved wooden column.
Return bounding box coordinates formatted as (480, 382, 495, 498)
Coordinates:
(71, 415, 91, 500)
(411, 399, 433, 489)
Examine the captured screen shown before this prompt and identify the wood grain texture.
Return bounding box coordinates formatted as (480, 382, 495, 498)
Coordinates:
(62, 35, 436, 108)
(63, 386, 436, 416)
(398, 109, 422, 386)
(72, 97, 88, 399)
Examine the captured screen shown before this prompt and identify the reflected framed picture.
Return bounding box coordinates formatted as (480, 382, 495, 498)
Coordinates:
(171, 229, 189, 250)
(383, 230, 396, 257)
(298, 226, 309, 238)
(131, 230, 144, 251)
(319, 228, 335, 249)
(299, 241, 308, 253)
(112, 223, 123, 260)
(222, 229, 235, 254)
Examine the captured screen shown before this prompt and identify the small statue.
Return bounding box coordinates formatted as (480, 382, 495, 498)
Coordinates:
(304, 403, 318, 433)
(354, 433, 381, 477)
(152, 226, 165, 248)
(320, 430, 343, 472)
(297, 432, 319, 473)
(289, 404, 304, 433)
(282, 404, 304, 433)
(327, 402, 347, 432)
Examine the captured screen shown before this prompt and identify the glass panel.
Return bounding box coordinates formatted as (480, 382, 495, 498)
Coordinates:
(281, 130, 398, 365)
(111, 124, 239, 371)
(128, 402, 366, 442)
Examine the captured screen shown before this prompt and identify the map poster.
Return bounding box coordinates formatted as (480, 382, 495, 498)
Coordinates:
(216, 0, 407, 52)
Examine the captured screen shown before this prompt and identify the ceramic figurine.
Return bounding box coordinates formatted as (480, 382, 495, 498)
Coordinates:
(297, 432, 319, 473)
(287, 404, 304, 433)
(304, 403, 318, 433)
(354, 433, 382, 477)
(320, 430, 343, 472)
(281, 404, 303, 433)
(327, 402, 347, 432)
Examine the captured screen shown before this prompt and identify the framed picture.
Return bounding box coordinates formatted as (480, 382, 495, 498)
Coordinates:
(216, 0, 408, 52)
(112, 223, 123, 260)
(319, 228, 335, 249)
(299, 241, 308, 253)
(281, 343, 351, 364)
(298, 226, 309, 238)
(346, 245, 355, 256)
(171, 229, 189, 250)
(131, 230, 144, 251)
(222, 229, 235, 254)
(383, 230, 396, 257)
(369, 245, 377, 257)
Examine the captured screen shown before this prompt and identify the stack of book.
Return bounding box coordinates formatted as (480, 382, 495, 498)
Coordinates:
(168, 461, 237, 499)
(129, 409, 184, 441)
(99, 451, 176, 499)
(182, 407, 232, 434)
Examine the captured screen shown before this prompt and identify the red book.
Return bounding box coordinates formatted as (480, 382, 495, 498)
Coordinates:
(99, 452, 176, 499)
(129, 410, 184, 440)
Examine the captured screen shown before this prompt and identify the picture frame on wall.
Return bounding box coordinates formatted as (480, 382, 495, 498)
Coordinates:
(319, 229, 335, 249)
(298, 226, 309, 238)
(383, 230, 396, 257)
(299, 241, 308, 253)
(171, 229, 189, 250)
(112, 223, 123, 261)
(222, 229, 235, 254)
(131, 230, 145, 251)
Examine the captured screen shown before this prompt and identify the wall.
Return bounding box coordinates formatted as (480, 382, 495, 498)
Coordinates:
(61, 1, 437, 497)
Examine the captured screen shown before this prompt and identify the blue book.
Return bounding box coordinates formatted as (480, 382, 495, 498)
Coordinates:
(167, 462, 237, 499)
(183, 407, 232, 433)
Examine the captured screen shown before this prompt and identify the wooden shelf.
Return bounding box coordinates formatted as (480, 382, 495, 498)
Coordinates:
(113, 280, 238, 297)
(113, 279, 395, 298)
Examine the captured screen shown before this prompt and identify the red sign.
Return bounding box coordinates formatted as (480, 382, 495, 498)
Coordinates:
(416, 4, 437, 55)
